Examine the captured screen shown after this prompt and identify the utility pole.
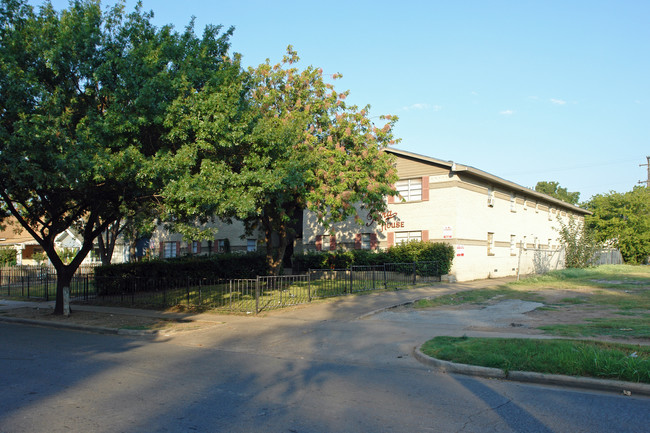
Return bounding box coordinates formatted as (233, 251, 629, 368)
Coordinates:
(640, 156, 650, 188)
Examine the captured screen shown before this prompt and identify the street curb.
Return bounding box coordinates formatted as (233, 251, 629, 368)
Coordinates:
(413, 346, 650, 397)
(0, 316, 158, 336)
(357, 300, 416, 320)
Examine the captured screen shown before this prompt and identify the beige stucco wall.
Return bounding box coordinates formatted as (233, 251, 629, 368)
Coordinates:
(302, 161, 586, 282)
(150, 219, 263, 256)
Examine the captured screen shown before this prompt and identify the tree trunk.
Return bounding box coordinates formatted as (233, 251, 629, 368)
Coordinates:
(53, 265, 75, 315)
(97, 218, 122, 266)
(263, 217, 289, 276)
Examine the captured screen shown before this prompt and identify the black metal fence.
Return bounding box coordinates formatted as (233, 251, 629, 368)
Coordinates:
(90, 261, 442, 313)
(0, 261, 442, 313)
(0, 266, 94, 301)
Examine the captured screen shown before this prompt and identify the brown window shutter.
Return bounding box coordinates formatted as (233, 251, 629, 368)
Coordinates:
(315, 235, 322, 251)
(422, 230, 429, 242)
(176, 241, 181, 257)
(330, 234, 336, 251)
(422, 176, 429, 201)
(355, 234, 361, 250)
(159, 242, 164, 258)
(213, 239, 219, 252)
(387, 232, 394, 248)
(197, 242, 202, 254)
(370, 233, 378, 250)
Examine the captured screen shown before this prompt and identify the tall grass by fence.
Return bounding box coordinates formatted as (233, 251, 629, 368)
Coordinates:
(0, 261, 442, 313)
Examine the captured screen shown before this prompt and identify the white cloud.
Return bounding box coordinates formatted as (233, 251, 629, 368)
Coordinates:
(550, 98, 566, 105)
(402, 103, 433, 111)
(499, 110, 514, 115)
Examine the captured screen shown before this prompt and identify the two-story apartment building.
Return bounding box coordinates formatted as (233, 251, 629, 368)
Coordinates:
(303, 148, 590, 281)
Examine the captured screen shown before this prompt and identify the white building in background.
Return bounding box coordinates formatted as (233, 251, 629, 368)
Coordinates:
(302, 148, 591, 282)
(127, 147, 591, 281)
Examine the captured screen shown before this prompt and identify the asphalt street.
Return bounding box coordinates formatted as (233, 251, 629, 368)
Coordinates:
(1, 281, 648, 432)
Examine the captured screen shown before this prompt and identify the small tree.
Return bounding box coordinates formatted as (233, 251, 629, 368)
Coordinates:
(163, 47, 400, 275)
(0, 247, 16, 266)
(556, 216, 597, 268)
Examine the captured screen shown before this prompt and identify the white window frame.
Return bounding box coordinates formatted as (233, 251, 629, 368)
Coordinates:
(361, 233, 372, 250)
(395, 231, 422, 245)
(163, 242, 177, 259)
(487, 187, 495, 207)
(487, 232, 495, 256)
(247, 239, 257, 252)
(217, 239, 226, 253)
(191, 241, 199, 254)
(321, 235, 331, 251)
(395, 178, 422, 202)
(510, 234, 517, 256)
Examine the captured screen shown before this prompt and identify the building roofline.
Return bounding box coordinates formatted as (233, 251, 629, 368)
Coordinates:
(385, 147, 592, 215)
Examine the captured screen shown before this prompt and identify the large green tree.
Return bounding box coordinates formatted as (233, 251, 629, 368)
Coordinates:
(0, 0, 237, 313)
(163, 47, 400, 274)
(535, 181, 580, 205)
(586, 186, 650, 264)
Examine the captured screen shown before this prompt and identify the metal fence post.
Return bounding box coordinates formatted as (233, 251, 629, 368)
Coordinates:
(44, 272, 48, 301)
(255, 276, 260, 314)
(383, 264, 387, 290)
(187, 276, 191, 306)
(348, 267, 353, 294)
(308, 270, 312, 302)
(413, 262, 417, 285)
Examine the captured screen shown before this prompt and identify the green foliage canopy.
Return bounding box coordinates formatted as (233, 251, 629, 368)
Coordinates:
(162, 47, 400, 274)
(0, 0, 237, 312)
(586, 187, 650, 264)
(535, 181, 580, 205)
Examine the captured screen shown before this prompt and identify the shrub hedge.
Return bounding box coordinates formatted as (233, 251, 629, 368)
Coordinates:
(293, 241, 455, 275)
(95, 252, 269, 281)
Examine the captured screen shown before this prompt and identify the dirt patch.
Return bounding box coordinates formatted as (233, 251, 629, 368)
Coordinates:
(406, 288, 650, 346)
(0, 307, 210, 333)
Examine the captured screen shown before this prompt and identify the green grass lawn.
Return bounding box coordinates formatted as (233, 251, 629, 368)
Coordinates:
(421, 336, 650, 383)
(419, 265, 650, 382)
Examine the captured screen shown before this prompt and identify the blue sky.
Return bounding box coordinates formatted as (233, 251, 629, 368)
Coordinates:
(31, 1, 649, 201)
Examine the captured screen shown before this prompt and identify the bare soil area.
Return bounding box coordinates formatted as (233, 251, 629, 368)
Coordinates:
(410, 287, 650, 346)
